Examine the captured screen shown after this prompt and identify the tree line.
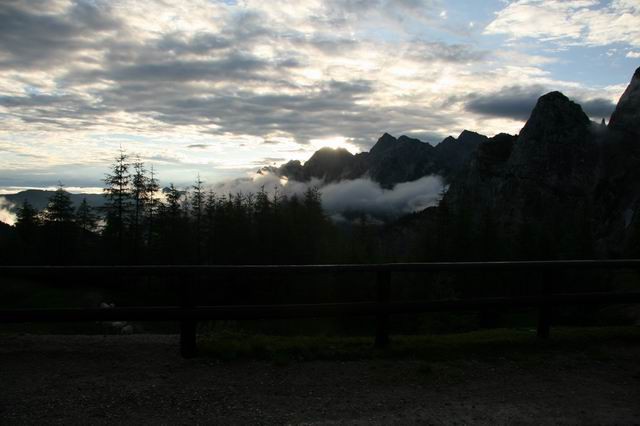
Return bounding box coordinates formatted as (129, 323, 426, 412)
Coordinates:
(9, 151, 377, 265)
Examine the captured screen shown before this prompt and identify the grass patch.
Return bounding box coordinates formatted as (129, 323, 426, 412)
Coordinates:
(198, 326, 640, 365)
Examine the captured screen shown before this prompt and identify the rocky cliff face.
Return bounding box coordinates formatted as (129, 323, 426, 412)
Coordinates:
(608, 67, 640, 137)
(594, 67, 640, 255)
(508, 91, 596, 191)
(441, 67, 640, 258)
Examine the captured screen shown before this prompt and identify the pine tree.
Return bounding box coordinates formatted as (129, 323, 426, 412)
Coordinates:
(43, 185, 75, 224)
(130, 158, 149, 261)
(103, 149, 131, 259)
(42, 184, 77, 264)
(15, 200, 40, 241)
(76, 198, 98, 233)
(158, 184, 184, 262)
(164, 184, 182, 220)
(191, 175, 205, 262)
(145, 164, 161, 248)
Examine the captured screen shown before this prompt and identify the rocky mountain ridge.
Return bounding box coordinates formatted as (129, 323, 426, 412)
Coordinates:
(270, 130, 487, 188)
(432, 66, 640, 258)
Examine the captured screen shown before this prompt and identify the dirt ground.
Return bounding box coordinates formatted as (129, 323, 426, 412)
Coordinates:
(1, 334, 639, 425)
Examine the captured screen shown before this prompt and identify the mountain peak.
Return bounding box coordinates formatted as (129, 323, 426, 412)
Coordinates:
(608, 66, 640, 136)
(458, 130, 488, 145)
(519, 91, 589, 141)
(459, 130, 479, 139)
(370, 132, 397, 154)
(303, 146, 355, 181)
(308, 146, 353, 159)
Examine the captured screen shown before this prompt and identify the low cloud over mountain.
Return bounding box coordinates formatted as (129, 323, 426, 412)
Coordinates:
(212, 169, 444, 220)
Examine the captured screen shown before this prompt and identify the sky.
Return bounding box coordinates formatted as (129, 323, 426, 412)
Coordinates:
(0, 0, 638, 190)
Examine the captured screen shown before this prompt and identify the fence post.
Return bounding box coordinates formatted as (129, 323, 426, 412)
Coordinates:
(537, 273, 551, 339)
(180, 273, 197, 358)
(375, 270, 391, 348)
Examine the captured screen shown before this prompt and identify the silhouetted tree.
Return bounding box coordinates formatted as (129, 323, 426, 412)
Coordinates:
(76, 198, 98, 233)
(145, 165, 161, 252)
(158, 184, 185, 262)
(15, 200, 40, 241)
(191, 175, 204, 262)
(103, 149, 131, 260)
(130, 157, 149, 261)
(42, 185, 77, 264)
(43, 185, 75, 225)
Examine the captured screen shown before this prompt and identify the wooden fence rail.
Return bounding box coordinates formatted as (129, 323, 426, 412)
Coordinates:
(1, 260, 640, 358)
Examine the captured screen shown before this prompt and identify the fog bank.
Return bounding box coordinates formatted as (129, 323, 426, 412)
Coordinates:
(0, 197, 16, 225)
(211, 171, 444, 220)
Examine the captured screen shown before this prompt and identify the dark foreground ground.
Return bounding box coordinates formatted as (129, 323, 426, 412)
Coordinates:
(1, 330, 639, 425)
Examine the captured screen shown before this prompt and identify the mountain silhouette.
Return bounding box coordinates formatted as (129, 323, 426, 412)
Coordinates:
(273, 129, 488, 188)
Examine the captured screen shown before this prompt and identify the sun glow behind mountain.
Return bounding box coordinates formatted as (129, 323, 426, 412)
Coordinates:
(309, 137, 361, 155)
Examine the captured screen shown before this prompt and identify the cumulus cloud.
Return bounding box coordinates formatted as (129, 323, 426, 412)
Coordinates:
(210, 170, 444, 219)
(0, 196, 16, 225)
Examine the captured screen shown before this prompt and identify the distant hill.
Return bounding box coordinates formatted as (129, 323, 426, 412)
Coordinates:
(1, 190, 107, 213)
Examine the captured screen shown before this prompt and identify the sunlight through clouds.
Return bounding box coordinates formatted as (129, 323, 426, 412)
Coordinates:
(0, 0, 637, 188)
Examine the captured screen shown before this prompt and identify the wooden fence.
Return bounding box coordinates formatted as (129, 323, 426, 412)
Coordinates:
(2, 260, 640, 358)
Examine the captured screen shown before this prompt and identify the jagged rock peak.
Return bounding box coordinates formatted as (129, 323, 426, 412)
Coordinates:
(608, 66, 640, 135)
(519, 91, 589, 140)
(370, 132, 397, 154)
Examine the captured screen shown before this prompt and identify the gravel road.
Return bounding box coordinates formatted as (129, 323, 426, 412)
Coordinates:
(1, 334, 639, 425)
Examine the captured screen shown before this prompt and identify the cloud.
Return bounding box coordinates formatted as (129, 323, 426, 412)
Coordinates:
(0, 196, 16, 225)
(485, 0, 640, 48)
(211, 170, 316, 199)
(210, 170, 444, 219)
(320, 175, 444, 216)
(465, 85, 616, 121)
(580, 98, 618, 119)
(465, 85, 547, 121)
(0, 0, 632, 188)
(0, 0, 120, 69)
(0, 0, 485, 148)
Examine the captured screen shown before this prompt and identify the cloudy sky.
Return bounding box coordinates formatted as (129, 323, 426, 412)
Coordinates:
(0, 0, 638, 190)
